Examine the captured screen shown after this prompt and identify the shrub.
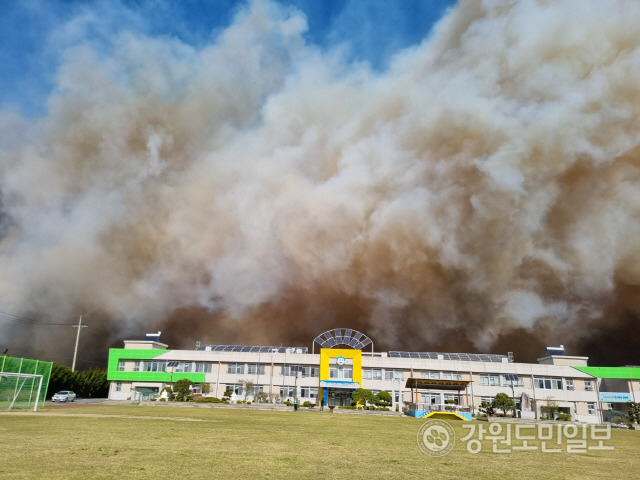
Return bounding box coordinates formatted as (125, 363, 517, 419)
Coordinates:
(195, 397, 223, 403)
(303, 401, 310, 407)
(284, 400, 292, 406)
(159, 398, 167, 402)
(557, 413, 571, 421)
(375, 391, 392, 407)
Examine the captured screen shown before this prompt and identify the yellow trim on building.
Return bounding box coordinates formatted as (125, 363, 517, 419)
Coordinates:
(320, 348, 362, 384)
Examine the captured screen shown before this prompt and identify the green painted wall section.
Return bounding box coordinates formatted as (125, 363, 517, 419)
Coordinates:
(573, 366, 640, 379)
(107, 348, 205, 383)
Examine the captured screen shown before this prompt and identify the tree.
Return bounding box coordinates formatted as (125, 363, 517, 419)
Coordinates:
(254, 392, 269, 403)
(492, 392, 516, 416)
(540, 397, 559, 420)
(351, 388, 376, 406)
(376, 391, 392, 407)
(47, 364, 108, 399)
(241, 379, 255, 401)
(223, 387, 234, 401)
(173, 378, 193, 401)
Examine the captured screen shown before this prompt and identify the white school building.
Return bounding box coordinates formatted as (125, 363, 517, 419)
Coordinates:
(107, 328, 640, 423)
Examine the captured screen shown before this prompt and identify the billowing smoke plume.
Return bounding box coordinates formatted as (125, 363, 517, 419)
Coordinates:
(2, 0, 640, 367)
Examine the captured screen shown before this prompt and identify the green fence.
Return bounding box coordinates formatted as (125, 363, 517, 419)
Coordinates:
(0, 356, 53, 410)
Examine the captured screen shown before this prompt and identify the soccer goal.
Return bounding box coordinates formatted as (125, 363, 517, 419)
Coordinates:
(0, 355, 52, 411)
(0, 372, 45, 411)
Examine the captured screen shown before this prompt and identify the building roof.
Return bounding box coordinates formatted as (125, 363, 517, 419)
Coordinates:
(572, 366, 640, 379)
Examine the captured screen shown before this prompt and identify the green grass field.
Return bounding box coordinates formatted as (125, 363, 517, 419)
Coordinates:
(1, 405, 638, 479)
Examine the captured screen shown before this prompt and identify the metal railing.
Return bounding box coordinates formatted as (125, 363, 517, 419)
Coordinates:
(409, 402, 471, 413)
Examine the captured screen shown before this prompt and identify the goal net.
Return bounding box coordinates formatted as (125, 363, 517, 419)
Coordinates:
(0, 356, 52, 411)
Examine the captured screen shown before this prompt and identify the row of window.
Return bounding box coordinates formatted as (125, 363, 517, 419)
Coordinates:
(534, 377, 592, 391)
(478, 374, 523, 386)
(116, 361, 594, 392)
(478, 375, 592, 391)
(362, 369, 404, 380)
(226, 363, 321, 377)
(329, 366, 353, 380)
(113, 378, 600, 415)
(421, 393, 462, 404)
(224, 384, 320, 399)
(117, 360, 214, 373)
(419, 371, 463, 380)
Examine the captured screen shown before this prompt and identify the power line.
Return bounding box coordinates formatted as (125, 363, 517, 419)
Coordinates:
(0, 310, 77, 326)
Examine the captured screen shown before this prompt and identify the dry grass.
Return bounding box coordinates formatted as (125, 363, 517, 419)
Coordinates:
(0, 405, 638, 479)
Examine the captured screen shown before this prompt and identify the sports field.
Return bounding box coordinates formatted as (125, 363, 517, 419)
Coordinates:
(1, 405, 638, 479)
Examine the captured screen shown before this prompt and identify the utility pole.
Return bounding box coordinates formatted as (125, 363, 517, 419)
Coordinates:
(71, 316, 87, 372)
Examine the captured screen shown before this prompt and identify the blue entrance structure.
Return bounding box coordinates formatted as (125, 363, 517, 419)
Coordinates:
(405, 378, 473, 421)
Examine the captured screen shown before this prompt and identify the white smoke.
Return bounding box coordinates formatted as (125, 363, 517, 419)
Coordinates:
(2, 0, 640, 360)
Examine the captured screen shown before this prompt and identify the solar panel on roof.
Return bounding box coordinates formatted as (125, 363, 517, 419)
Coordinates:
(197, 344, 308, 353)
(313, 328, 373, 351)
(388, 351, 508, 362)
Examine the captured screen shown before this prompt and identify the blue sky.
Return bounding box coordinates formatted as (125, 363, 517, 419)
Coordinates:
(0, 0, 455, 117)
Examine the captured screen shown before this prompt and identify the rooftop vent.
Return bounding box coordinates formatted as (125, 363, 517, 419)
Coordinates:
(145, 331, 161, 342)
(545, 344, 565, 356)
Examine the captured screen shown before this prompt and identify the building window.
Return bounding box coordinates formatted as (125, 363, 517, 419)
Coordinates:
(115, 382, 122, 392)
(300, 387, 318, 399)
(143, 361, 166, 372)
(480, 374, 500, 386)
(535, 377, 563, 390)
(302, 366, 319, 377)
(281, 365, 302, 376)
(587, 402, 595, 415)
(226, 384, 243, 395)
(133, 360, 140, 372)
(329, 367, 352, 380)
(480, 396, 494, 405)
(444, 394, 458, 404)
(565, 378, 574, 390)
(279, 386, 295, 398)
(362, 369, 382, 380)
(175, 362, 192, 373)
(420, 394, 438, 404)
(247, 364, 265, 375)
(442, 372, 462, 381)
(227, 363, 245, 375)
(502, 375, 523, 387)
(118, 360, 125, 372)
(195, 362, 212, 373)
(584, 379, 593, 391)
(420, 370, 440, 379)
(384, 370, 404, 380)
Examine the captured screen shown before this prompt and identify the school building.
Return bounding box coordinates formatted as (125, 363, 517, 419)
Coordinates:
(107, 328, 640, 423)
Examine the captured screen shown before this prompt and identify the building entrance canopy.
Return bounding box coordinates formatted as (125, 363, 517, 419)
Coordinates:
(405, 378, 471, 391)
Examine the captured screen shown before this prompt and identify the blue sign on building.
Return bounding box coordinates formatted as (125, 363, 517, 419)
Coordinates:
(599, 392, 632, 402)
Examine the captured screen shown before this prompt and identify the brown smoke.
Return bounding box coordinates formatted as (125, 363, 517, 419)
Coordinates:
(2, 0, 640, 368)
